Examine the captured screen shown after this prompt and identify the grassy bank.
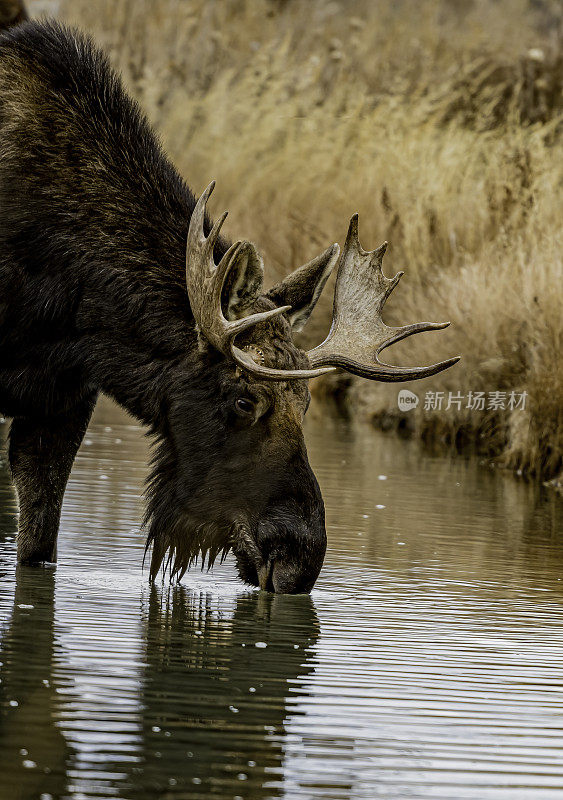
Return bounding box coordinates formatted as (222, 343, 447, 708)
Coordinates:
(52, 0, 562, 484)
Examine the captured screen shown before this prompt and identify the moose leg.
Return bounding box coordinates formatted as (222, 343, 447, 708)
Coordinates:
(9, 392, 97, 564)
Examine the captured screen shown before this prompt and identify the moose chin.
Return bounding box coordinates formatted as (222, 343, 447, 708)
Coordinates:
(0, 19, 459, 593)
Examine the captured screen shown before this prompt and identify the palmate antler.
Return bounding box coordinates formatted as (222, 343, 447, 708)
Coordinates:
(307, 214, 461, 381)
(186, 183, 460, 382)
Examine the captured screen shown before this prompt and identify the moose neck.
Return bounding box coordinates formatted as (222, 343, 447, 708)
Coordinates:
(76, 211, 228, 429)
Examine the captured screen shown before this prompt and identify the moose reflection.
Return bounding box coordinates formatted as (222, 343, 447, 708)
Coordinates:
(126, 587, 319, 797)
(0, 567, 74, 800)
(0, 553, 320, 798)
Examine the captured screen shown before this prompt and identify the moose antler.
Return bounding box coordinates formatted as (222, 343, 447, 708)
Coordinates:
(307, 214, 460, 380)
(186, 182, 335, 380)
(186, 182, 291, 349)
(187, 184, 459, 382)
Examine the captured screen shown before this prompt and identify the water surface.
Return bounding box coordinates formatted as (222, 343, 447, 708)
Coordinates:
(1, 399, 562, 799)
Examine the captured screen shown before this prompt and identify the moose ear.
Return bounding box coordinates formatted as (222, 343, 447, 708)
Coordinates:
(222, 241, 265, 319)
(265, 244, 340, 332)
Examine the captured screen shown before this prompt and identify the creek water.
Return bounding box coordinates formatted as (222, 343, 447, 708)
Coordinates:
(0, 399, 562, 800)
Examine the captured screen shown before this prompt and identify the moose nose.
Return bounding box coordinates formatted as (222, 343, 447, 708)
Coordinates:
(272, 560, 317, 594)
(257, 558, 317, 594)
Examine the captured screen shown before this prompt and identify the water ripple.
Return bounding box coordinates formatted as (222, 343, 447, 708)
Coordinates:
(0, 399, 562, 799)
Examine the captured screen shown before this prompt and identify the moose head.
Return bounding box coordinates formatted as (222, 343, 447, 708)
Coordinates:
(146, 183, 459, 593)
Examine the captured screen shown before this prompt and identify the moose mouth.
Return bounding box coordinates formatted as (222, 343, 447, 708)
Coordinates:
(231, 519, 275, 591)
(147, 501, 325, 593)
(232, 550, 278, 593)
(232, 550, 275, 592)
(230, 513, 325, 594)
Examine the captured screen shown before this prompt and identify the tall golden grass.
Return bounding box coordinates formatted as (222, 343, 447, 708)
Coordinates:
(53, 0, 563, 483)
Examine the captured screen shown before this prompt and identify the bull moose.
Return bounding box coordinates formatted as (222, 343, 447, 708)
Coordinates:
(0, 15, 458, 593)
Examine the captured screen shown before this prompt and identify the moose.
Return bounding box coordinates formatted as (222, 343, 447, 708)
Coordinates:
(0, 16, 459, 593)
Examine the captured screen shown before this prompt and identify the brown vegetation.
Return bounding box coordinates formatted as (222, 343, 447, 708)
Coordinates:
(50, 0, 562, 483)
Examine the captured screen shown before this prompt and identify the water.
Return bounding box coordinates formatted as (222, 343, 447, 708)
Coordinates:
(0, 399, 562, 800)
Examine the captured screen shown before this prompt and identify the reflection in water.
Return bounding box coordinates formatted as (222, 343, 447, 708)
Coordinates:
(129, 587, 319, 797)
(0, 562, 319, 798)
(0, 566, 74, 800)
(0, 401, 563, 799)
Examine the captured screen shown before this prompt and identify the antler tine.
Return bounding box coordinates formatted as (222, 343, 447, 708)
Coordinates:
(187, 187, 459, 383)
(205, 210, 229, 259)
(186, 183, 293, 359)
(188, 180, 215, 250)
(307, 215, 460, 381)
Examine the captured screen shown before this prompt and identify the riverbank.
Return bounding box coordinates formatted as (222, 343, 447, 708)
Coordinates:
(54, 0, 562, 484)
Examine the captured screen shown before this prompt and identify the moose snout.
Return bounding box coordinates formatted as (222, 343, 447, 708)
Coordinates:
(232, 516, 326, 593)
(235, 500, 326, 594)
(257, 558, 317, 594)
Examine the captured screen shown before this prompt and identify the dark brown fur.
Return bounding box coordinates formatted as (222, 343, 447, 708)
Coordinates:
(0, 20, 329, 592)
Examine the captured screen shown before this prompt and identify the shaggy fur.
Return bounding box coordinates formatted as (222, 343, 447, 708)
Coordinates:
(0, 20, 329, 592)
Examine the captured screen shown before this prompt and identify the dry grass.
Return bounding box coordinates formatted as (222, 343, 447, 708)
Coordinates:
(49, 0, 563, 482)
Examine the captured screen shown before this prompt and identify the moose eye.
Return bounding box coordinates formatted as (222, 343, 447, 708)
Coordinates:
(234, 397, 256, 417)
